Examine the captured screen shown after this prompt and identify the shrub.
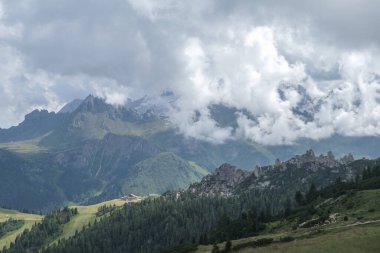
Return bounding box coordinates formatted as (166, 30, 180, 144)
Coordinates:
(256, 238, 274, 246)
(280, 236, 295, 242)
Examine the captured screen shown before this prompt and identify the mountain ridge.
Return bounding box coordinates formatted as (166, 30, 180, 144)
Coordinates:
(185, 149, 366, 198)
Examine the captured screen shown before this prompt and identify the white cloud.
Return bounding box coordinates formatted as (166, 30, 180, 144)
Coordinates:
(0, 0, 380, 145)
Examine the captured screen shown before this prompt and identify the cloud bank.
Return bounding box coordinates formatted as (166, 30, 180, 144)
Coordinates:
(1, 0, 380, 145)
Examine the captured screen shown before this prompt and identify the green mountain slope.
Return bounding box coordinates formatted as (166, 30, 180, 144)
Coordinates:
(0, 208, 42, 249)
(49, 199, 128, 246)
(0, 149, 65, 211)
(0, 110, 70, 144)
(195, 189, 380, 253)
(0, 198, 133, 252)
(121, 152, 208, 195)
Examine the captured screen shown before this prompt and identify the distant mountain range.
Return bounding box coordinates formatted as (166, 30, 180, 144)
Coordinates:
(1, 95, 380, 211)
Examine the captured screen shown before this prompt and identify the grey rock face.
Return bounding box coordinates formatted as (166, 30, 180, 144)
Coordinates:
(188, 163, 252, 196)
(187, 149, 360, 198)
(283, 149, 354, 169)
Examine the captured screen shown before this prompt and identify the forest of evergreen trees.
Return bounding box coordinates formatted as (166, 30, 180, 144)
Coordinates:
(42, 189, 282, 253)
(1, 207, 77, 253)
(1, 165, 379, 253)
(0, 220, 24, 238)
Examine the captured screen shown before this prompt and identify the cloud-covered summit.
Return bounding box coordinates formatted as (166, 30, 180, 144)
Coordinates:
(0, 0, 380, 145)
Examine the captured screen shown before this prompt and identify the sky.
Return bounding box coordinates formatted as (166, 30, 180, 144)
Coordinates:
(0, 0, 380, 145)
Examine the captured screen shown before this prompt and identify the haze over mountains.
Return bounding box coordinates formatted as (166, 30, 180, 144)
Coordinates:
(0, 95, 379, 211)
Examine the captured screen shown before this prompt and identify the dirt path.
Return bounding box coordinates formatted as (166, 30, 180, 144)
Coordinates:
(325, 219, 380, 230)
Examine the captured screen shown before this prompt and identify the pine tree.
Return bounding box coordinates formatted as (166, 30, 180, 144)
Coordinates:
(295, 191, 304, 206)
(284, 198, 291, 217)
(224, 239, 232, 252)
(306, 183, 317, 202)
(211, 243, 220, 253)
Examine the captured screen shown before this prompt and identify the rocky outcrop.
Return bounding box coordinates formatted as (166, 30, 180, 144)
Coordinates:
(340, 153, 354, 164)
(188, 163, 252, 196)
(187, 149, 360, 197)
(276, 149, 354, 169)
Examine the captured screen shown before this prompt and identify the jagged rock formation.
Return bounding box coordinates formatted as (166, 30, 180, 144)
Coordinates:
(188, 150, 364, 197)
(0, 109, 70, 143)
(188, 163, 251, 196)
(255, 149, 355, 176)
(285, 149, 353, 168)
(249, 150, 358, 191)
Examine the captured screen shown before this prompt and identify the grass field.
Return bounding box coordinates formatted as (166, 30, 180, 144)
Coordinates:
(0, 208, 43, 249)
(195, 219, 380, 253)
(49, 199, 130, 245)
(0, 134, 49, 154)
(194, 189, 380, 253)
(238, 223, 380, 253)
(1, 199, 130, 249)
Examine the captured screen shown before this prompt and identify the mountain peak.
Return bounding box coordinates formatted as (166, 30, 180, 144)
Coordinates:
(59, 99, 83, 114)
(25, 109, 54, 121)
(76, 95, 113, 114)
(285, 149, 339, 167)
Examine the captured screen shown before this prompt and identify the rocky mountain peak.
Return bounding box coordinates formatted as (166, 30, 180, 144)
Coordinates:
(260, 150, 356, 178)
(306, 149, 316, 158)
(76, 95, 111, 114)
(188, 163, 252, 196)
(25, 109, 53, 121)
(59, 99, 83, 114)
(72, 95, 158, 123)
(340, 153, 354, 164)
(284, 149, 343, 168)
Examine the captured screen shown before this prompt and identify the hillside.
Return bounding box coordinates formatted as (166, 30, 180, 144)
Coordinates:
(1, 162, 379, 253)
(0, 198, 132, 251)
(195, 189, 380, 253)
(49, 198, 128, 245)
(0, 149, 66, 211)
(0, 208, 42, 249)
(119, 152, 208, 196)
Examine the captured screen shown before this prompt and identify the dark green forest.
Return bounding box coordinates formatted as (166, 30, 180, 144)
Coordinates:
(1, 165, 380, 253)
